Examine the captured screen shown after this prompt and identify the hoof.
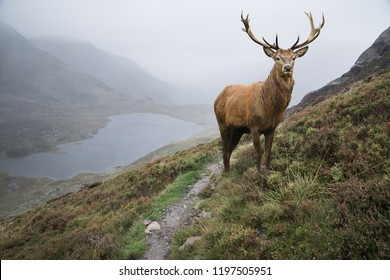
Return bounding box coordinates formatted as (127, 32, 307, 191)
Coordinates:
(259, 165, 270, 176)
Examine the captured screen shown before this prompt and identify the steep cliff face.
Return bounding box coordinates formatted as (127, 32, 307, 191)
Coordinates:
(290, 26, 390, 112)
(354, 27, 390, 69)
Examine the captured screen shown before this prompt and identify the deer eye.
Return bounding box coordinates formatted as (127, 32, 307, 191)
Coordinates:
(275, 57, 281, 61)
(292, 56, 297, 61)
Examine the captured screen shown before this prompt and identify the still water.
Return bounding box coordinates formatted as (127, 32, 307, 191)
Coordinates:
(0, 113, 202, 179)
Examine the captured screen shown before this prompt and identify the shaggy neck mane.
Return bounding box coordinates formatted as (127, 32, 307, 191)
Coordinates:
(265, 64, 295, 93)
(258, 64, 295, 112)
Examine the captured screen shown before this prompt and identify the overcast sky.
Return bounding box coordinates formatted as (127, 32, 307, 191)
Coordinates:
(1, 0, 389, 105)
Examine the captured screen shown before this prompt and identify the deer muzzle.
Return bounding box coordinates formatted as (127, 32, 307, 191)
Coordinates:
(283, 64, 293, 73)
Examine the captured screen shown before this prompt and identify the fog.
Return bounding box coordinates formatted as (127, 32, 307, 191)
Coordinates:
(1, 0, 389, 105)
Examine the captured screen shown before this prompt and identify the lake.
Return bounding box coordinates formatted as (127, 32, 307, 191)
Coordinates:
(0, 113, 202, 179)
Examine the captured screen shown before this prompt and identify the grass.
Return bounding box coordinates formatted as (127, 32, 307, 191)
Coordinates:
(145, 170, 203, 221)
(121, 168, 208, 259)
(0, 172, 107, 218)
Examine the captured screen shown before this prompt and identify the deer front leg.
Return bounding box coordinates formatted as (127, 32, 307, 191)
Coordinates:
(251, 130, 262, 172)
(264, 131, 275, 171)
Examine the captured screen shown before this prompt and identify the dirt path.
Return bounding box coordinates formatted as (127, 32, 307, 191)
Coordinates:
(143, 162, 221, 260)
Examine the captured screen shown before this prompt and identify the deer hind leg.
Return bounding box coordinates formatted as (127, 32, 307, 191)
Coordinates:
(221, 128, 243, 172)
(220, 128, 232, 171)
(229, 129, 243, 156)
(222, 146, 230, 172)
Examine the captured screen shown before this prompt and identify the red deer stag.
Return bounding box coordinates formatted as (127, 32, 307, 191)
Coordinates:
(214, 12, 324, 173)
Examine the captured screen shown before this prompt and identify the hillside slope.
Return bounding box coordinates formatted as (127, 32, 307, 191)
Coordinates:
(290, 26, 390, 112)
(0, 67, 388, 259)
(170, 67, 390, 260)
(0, 142, 220, 259)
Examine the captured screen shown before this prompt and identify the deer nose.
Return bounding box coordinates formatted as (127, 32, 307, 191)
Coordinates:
(283, 65, 292, 72)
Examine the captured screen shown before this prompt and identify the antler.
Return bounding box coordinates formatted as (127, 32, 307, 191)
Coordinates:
(241, 11, 279, 50)
(291, 12, 325, 50)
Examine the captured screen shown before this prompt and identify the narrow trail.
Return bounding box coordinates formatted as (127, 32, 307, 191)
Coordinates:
(143, 162, 221, 260)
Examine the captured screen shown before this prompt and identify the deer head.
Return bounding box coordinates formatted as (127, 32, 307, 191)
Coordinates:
(241, 12, 325, 75)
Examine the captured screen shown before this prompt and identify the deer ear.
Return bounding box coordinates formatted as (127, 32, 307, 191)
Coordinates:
(263, 47, 276, 58)
(295, 46, 309, 57)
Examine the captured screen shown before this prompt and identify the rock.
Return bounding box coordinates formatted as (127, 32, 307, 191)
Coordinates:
(145, 221, 161, 234)
(143, 219, 152, 226)
(200, 211, 211, 219)
(82, 181, 102, 189)
(178, 236, 202, 252)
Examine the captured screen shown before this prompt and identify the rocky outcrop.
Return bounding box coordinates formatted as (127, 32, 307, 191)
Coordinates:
(289, 26, 390, 113)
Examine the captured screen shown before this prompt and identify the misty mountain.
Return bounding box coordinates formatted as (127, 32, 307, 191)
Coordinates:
(290, 26, 390, 112)
(0, 21, 214, 159)
(0, 22, 115, 108)
(0, 21, 137, 158)
(32, 38, 173, 103)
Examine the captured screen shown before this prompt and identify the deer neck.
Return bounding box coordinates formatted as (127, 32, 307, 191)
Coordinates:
(266, 64, 295, 93)
(260, 64, 294, 112)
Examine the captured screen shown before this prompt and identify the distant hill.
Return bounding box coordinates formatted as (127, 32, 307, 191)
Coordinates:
(0, 21, 124, 158)
(0, 22, 114, 108)
(289, 26, 390, 113)
(32, 38, 173, 103)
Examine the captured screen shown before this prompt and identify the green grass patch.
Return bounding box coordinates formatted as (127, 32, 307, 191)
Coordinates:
(120, 167, 208, 259)
(145, 170, 203, 221)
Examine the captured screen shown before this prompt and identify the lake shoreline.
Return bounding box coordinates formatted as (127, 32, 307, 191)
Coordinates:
(0, 115, 217, 218)
(0, 113, 205, 180)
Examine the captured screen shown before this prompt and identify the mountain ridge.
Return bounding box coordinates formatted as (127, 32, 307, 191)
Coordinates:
(289, 26, 390, 113)
(0, 21, 133, 158)
(32, 37, 173, 103)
